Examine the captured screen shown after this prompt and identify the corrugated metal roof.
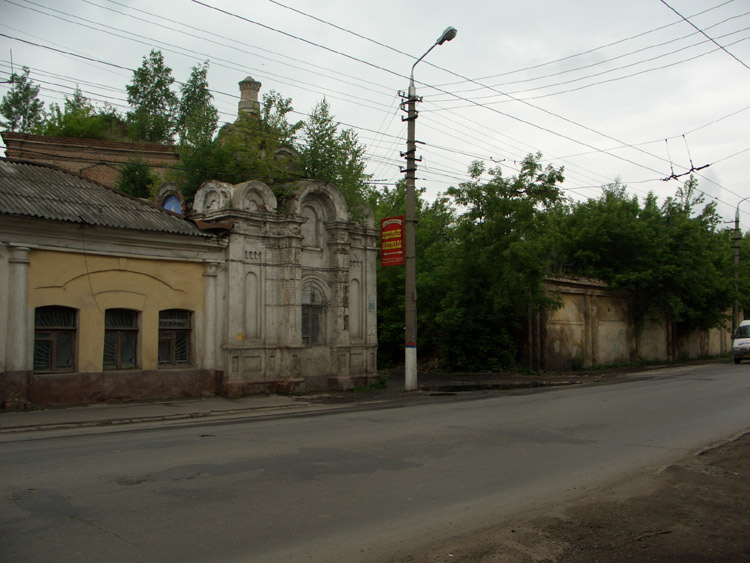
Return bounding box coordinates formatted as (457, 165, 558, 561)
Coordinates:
(0, 159, 206, 237)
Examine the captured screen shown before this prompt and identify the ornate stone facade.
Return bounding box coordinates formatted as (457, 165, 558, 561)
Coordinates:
(192, 178, 379, 396)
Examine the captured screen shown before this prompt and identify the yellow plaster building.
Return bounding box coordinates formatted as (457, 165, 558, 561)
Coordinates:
(0, 159, 378, 408)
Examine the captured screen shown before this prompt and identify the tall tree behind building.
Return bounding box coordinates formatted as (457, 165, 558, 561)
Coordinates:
(175, 62, 218, 147)
(0, 66, 44, 133)
(301, 98, 371, 218)
(126, 50, 178, 143)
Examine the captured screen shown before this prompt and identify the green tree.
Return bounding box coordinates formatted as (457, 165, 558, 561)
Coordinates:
(175, 62, 218, 147)
(116, 158, 157, 198)
(260, 90, 302, 146)
(368, 182, 457, 367)
(40, 88, 125, 139)
(437, 154, 565, 370)
(215, 92, 303, 183)
(301, 98, 370, 218)
(370, 184, 408, 366)
(215, 114, 291, 186)
(550, 180, 660, 284)
(553, 176, 732, 332)
(172, 90, 305, 200)
(738, 231, 750, 317)
(657, 177, 732, 331)
(0, 66, 44, 133)
(126, 50, 178, 143)
(173, 62, 220, 199)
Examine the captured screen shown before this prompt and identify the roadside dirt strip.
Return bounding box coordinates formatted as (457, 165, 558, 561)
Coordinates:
(395, 432, 750, 563)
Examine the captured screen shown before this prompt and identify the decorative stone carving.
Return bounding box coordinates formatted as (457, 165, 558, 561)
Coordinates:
(233, 180, 277, 213)
(193, 180, 232, 214)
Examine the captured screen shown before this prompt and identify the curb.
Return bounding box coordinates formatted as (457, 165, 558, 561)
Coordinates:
(0, 401, 321, 435)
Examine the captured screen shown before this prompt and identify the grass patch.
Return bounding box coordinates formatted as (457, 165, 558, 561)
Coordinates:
(354, 371, 389, 392)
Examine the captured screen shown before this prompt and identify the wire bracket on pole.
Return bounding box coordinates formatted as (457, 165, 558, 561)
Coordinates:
(398, 93, 422, 120)
(400, 150, 422, 161)
(398, 91, 423, 103)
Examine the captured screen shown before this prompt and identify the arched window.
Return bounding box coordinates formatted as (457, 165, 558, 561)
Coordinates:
(301, 286, 325, 346)
(162, 195, 183, 215)
(159, 309, 192, 367)
(103, 309, 139, 370)
(34, 306, 77, 372)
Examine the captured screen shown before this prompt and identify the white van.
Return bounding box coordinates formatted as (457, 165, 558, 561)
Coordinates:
(732, 320, 750, 364)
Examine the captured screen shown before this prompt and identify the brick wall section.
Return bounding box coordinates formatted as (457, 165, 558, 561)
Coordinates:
(1, 132, 179, 189)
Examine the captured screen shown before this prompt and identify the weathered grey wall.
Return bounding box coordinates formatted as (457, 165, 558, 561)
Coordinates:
(192, 178, 379, 396)
(536, 277, 730, 371)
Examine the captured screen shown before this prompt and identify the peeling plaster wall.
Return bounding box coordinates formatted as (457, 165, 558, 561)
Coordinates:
(539, 278, 730, 371)
(193, 179, 378, 396)
(0, 216, 224, 407)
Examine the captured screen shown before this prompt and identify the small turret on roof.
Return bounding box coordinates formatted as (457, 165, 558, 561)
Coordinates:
(238, 76, 261, 118)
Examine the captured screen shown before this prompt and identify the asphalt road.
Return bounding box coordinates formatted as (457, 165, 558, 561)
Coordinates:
(2, 363, 749, 562)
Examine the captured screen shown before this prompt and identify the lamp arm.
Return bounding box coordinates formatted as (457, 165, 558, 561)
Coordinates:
(409, 42, 438, 95)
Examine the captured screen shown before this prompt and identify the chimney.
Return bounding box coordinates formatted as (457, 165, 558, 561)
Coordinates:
(238, 76, 261, 118)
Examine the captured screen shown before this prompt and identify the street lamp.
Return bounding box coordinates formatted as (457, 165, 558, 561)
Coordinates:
(402, 26, 457, 391)
(734, 196, 750, 333)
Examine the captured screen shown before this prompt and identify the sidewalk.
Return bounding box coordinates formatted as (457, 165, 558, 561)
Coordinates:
(0, 394, 332, 434)
(0, 365, 678, 434)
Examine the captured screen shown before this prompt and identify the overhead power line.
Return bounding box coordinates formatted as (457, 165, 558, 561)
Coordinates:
(257, 0, 750, 202)
(190, 0, 667, 179)
(267, 0, 415, 62)
(82, 0, 393, 97)
(465, 0, 740, 83)
(0, 32, 132, 72)
(436, 10, 750, 97)
(3, 0, 748, 211)
(269, 0, 738, 88)
(427, 25, 750, 104)
(190, 0, 408, 83)
(187, 0, 750, 206)
(659, 0, 750, 71)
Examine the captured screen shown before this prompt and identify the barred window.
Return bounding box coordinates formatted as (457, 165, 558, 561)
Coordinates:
(103, 309, 139, 370)
(34, 306, 77, 372)
(302, 287, 325, 346)
(159, 309, 192, 367)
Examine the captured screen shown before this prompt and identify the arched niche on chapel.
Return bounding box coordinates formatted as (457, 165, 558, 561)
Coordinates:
(193, 180, 233, 215)
(232, 180, 277, 213)
(288, 181, 344, 249)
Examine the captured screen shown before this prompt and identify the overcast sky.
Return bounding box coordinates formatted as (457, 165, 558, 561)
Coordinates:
(2, 0, 749, 223)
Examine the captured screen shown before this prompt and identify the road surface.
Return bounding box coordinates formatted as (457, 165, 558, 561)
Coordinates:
(2, 363, 749, 562)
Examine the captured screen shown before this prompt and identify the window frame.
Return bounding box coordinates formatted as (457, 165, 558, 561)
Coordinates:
(103, 308, 140, 370)
(158, 309, 193, 367)
(301, 286, 326, 346)
(33, 306, 77, 373)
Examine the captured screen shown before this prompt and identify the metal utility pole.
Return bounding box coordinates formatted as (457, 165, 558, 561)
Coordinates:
(401, 26, 457, 391)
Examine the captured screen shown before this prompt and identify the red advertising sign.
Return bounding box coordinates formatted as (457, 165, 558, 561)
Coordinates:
(380, 215, 405, 267)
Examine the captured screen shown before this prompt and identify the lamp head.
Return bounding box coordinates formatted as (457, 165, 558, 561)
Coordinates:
(437, 26, 458, 45)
